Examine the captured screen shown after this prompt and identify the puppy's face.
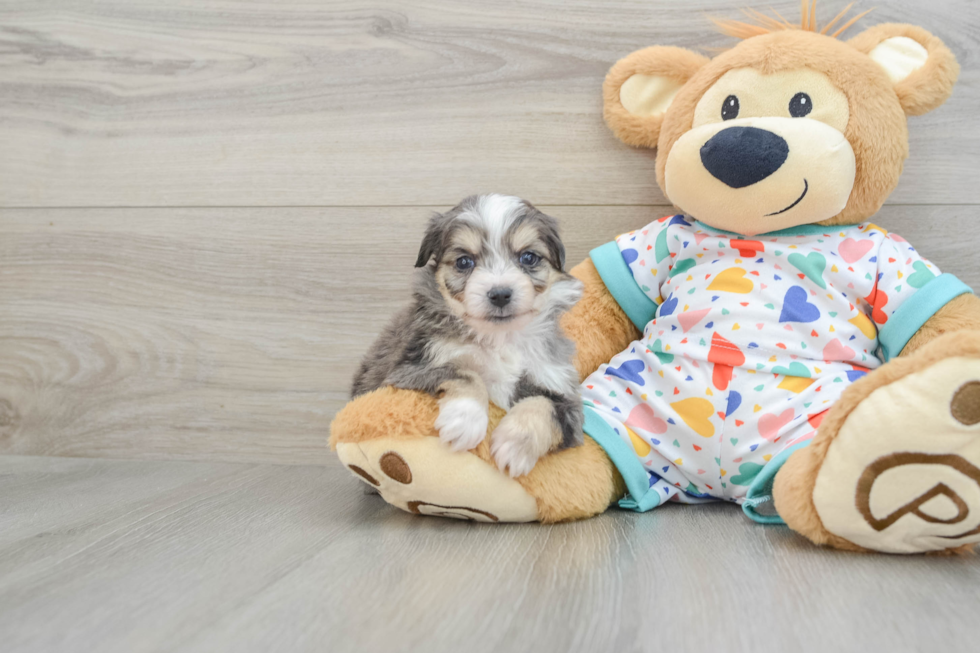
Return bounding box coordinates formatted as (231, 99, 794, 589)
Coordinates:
(416, 195, 580, 334)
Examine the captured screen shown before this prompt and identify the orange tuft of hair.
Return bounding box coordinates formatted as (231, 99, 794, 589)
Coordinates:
(712, 2, 874, 40)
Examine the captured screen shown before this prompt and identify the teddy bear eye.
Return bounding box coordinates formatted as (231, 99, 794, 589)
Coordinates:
(721, 95, 740, 121)
(789, 92, 813, 118)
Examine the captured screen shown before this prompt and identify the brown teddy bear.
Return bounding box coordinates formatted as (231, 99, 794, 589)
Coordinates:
(331, 5, 980, 554)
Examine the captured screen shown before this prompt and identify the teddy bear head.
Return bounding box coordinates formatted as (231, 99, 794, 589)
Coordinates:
(603, 5, 959, 236)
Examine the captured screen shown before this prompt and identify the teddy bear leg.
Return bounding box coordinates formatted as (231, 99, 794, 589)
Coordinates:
(772, 331, 980, 553)
(330, 387, 624, 523)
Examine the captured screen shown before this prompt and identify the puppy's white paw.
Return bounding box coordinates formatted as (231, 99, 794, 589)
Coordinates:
(435, 397, 488, 452)
(490, 415, 546, 478)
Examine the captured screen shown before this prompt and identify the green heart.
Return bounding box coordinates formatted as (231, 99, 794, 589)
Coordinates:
(715, 457, 722, 465)
(673, 439, 680, 447)
(647, 339, 674, 365)
(721, 308, 730, 315)
(669, 258, 697, 278)
(655, 390, 664, 397)
(641, 285, 651, 292)
(754, 384, 764, 391)
(788, 252, 827, 289)
(764, 303, 775, 309)
(772, 361, 812, 378)
(688, 287, 696, 295)
(655, 229, 671, 263)
(609, 391, 617, 397)
(907, 260, 936, 289)
(730, 462, 766, 486)
(730, 438, 738, 445)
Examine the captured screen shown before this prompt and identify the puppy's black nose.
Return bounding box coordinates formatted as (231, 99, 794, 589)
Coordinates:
(700, 126, 789, 188)
(487, 287, 512, 308)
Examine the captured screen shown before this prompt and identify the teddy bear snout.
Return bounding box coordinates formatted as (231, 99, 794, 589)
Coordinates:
(700, 126, 790, 189)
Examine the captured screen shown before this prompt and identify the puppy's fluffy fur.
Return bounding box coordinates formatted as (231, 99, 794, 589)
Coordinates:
(352, 194, 584, 476)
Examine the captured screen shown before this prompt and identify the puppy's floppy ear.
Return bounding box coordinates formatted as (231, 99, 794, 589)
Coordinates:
(526, 207, 566, 271)
(415, 212, 450, 268)
(603, 46, 710, 149)
(849, 24, 960, 116)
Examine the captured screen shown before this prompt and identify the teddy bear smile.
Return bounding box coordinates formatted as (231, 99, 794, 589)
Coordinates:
(765, 179, 809, 216)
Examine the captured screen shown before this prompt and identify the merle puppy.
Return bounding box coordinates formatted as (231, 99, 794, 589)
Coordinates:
(351, 194, 584, 477)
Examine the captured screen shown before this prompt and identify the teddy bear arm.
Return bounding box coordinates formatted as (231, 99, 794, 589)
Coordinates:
(562, 257, 642, 382)
(900, 293, 980, 356)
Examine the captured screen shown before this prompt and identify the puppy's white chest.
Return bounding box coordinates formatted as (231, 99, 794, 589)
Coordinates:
(478, 347, 524, 409)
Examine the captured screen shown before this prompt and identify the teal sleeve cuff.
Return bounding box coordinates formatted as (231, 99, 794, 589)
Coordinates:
(589, 241, 659, 332)
(583, 407, 661, 512)
(878, 273, 973, 362)
(742, 441, 811, 524)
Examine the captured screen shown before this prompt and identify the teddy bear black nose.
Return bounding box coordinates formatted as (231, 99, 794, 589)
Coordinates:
(700, 126, 790, 189)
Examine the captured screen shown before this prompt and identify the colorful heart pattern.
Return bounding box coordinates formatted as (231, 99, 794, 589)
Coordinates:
(577, 217, 947, 507)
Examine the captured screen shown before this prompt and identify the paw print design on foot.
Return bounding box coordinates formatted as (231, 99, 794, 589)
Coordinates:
(810, 349, 980, 553)
(335, 435, 539, 523)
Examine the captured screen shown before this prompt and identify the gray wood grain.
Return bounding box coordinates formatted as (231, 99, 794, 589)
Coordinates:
(0, 0, 977, 207)
(3, 205, 978, 464)
(0, 454, 978, 653)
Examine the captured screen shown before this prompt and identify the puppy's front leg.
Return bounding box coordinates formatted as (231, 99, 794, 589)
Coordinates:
(491, 379, 584, 478)
(433, 370, 490, 452)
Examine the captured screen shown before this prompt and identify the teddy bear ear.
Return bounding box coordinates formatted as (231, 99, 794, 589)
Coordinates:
(849, 24, 960, 116)
(603, 46, 710, 148)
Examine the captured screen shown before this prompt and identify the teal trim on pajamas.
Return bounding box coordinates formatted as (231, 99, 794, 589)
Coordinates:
(877, 274, 973, 362)
(693, 220, 841, 238)
(583, 407, 661, 512)
(590, 241, 659, 332)
(742, 441, 811, 524)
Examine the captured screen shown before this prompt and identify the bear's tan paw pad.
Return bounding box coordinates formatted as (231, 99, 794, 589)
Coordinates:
(335, 436, 539, 523)
(813, 357, 980, 553)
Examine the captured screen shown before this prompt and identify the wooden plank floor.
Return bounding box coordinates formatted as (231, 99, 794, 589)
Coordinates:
(1, 454, 979, 653)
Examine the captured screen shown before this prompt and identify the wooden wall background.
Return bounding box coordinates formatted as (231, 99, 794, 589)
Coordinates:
(1, 0, 978, 465)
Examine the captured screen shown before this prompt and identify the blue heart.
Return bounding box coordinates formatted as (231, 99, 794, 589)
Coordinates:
(621, 248, 638, 276)
(605, 359, 645, 385)
(779, 286, 821, 323)
(846, 370, 868, 382)
(659, 294, 678, 317)
(726, 391, 742, 416)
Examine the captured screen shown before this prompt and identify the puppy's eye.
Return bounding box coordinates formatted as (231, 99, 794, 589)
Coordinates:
(721, 95, 740, 121)
(789, 92, 813, 118)
(519, 251, 540, 267)
(455, 256, 475, 271)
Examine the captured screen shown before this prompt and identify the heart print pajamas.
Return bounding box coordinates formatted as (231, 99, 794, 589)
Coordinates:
(581, 215, 972, 520)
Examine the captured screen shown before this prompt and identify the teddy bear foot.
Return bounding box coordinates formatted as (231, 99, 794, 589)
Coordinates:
(776, 332, 980, 553)
(336, 436, 540, 523)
